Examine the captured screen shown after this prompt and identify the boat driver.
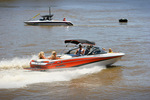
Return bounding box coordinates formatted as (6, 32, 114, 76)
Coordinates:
(75, 45, 85, 56)
(84, 45, 92, 55)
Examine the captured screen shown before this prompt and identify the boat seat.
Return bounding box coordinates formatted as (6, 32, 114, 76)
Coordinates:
(60, 54, 72, 59)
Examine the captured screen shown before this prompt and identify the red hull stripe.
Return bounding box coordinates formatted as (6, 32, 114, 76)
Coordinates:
(30, 56, 122, 70)
(59, 56, 122, 68)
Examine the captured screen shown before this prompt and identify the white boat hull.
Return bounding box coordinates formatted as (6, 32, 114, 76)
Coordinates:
(80, 55, 122, 68)
(24, 20, 73, 26)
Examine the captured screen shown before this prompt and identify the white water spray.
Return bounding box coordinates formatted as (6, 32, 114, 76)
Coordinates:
(0, 56, 105, 89)
(0, 55, 37, 70)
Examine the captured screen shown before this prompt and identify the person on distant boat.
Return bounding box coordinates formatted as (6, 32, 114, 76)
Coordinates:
(63, 18, 66, 21)
(48, 51, 60, 60)
(75, 45, 85, 56)
(38, 51, 47, 59)
(109, 48, 113, 53)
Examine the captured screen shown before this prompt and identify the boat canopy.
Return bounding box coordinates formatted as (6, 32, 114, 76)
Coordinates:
(42, 15, 53, 17)
(41, 15, 53, 20)
(65, 39, 95, 45)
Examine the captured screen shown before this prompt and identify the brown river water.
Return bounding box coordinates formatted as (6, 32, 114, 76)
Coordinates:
(0, 0, 150, 100)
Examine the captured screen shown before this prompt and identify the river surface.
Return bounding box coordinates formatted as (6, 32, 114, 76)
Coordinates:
(0, 0, 150, 100)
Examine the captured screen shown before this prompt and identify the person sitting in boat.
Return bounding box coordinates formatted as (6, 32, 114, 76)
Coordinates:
(109, 48, 113, 53)
(84, 45, 92, 55)
(38, 51, 47, 59)
(75, 45, 85, 56)
(102, 48, 106, 51)
(63, 18, 66, 21)
(48, 51, 60, 60)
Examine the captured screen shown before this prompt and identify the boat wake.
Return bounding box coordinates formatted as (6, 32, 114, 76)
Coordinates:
(0, 55, 37, 70)
(0, 56, 106, 89)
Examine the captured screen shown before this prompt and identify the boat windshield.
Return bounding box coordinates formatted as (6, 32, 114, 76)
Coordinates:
(88, 47, 107, 55)
(65, 46, 107, 56)
(41, 15, 53, 20)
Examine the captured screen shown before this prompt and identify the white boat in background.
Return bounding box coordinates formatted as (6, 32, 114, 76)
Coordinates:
(24, 8, 73, 26)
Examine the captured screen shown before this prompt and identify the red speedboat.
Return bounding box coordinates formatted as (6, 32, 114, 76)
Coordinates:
(26, 39, 125, 71)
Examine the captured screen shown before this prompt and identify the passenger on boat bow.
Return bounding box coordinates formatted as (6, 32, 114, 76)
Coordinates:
(109, 48, 113, 53)
(38, 51, 47, 59)
(48, 51, 60, 60)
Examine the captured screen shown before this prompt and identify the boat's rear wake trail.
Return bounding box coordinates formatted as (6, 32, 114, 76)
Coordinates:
(0, 58, 105, 89)
(0, 56, 37, 70)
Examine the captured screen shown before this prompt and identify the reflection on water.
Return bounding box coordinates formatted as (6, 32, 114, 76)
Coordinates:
(72, 65, 123, 87)
(21, 44, 37, 47)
